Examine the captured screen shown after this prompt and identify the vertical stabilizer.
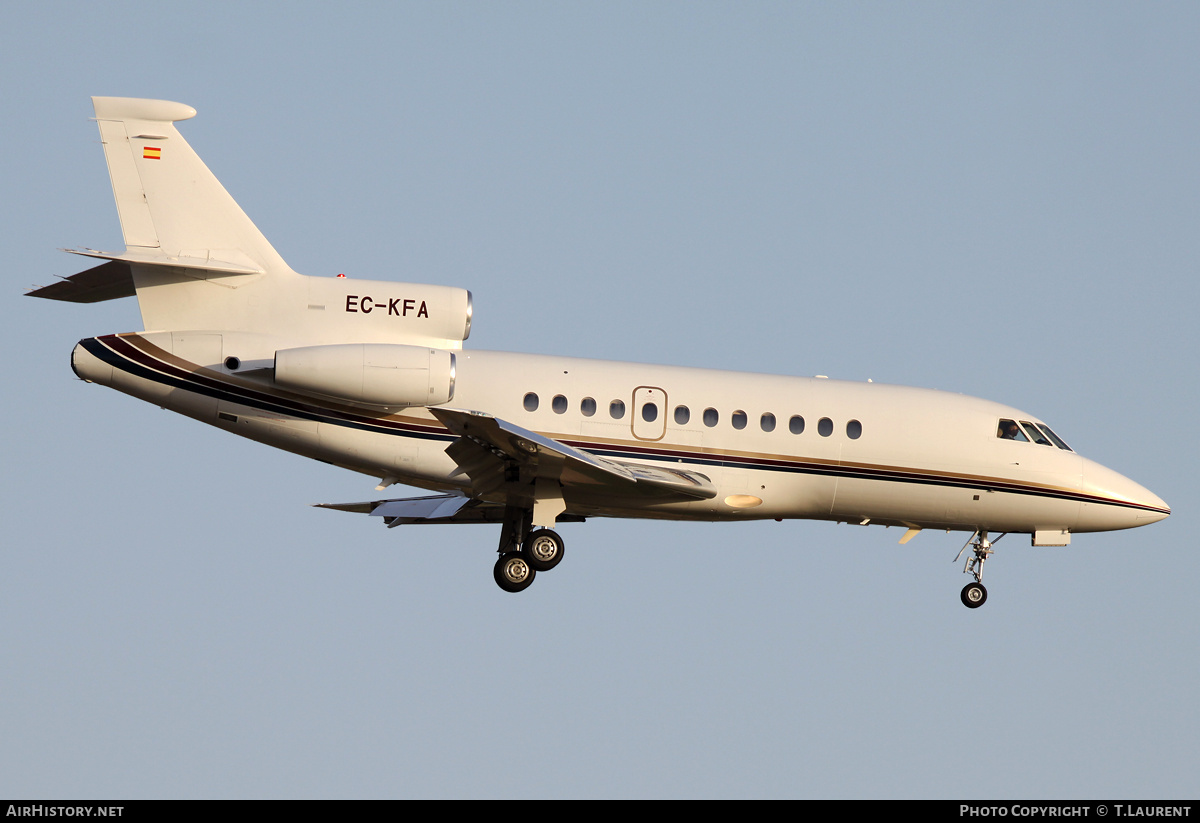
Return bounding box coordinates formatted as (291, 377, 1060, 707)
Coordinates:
(42, 97, 470, 346)
(91, 96, 293, 276)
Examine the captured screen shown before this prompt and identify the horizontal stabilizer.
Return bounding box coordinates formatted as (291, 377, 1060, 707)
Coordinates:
(64, 246, 264, 275)
(27, 260, 135, 303)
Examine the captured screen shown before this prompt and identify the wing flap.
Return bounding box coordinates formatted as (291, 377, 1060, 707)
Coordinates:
(616, 460, 718, 498)
(315, 493, 490, 526)
(372, 494, 474, 522)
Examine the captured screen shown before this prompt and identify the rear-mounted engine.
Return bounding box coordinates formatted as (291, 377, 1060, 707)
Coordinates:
(274, 343, 455, 409)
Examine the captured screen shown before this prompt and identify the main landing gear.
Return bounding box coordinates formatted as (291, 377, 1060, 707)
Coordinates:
(492, 507, 566, 593)
(955, 530, 1006, 609)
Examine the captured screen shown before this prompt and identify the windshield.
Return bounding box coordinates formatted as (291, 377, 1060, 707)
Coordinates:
(996, 418, 1072, 451)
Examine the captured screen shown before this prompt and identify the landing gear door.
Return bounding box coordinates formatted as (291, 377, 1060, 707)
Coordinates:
(632, 386, 667, 441)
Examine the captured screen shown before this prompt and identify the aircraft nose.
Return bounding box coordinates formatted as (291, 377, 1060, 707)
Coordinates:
(1078, 457, 1170, 532)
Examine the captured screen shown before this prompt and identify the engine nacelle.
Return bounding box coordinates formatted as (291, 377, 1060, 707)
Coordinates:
(304, 277, 473, 349)
(274, 343, 455, 408)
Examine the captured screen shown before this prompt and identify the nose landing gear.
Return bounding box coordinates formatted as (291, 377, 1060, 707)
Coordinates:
(961, 581, 987, 608)
(955, 530, 1006, 609)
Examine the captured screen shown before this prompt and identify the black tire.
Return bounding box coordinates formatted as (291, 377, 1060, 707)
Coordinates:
(523, 528, 565, 572)
(494, 552, 536, 593)
(961, 582, 988, 609)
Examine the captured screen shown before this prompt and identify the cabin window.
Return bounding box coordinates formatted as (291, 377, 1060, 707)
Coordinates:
(674, 405, 690, 425)
(846, 419, 862, 439)
(581, 397, 597, 417)
(524, 392, 539, 412)
(552, 395, 568, 414)
(818, 417, 833, 437)
(642, 402, 658, 422)
(789, 415, 805, 435)
(761, 412, 776, 432)
(703, 408, 719, 427)
(732, 410, 748, 430)
(997, 419, 1028, 441)
(610, 399, 626, 420)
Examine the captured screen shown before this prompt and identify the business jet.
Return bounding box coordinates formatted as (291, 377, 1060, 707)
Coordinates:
(29, 97, 1170, 607)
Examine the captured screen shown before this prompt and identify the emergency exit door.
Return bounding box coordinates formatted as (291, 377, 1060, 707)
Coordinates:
(631, 386, 667, 441)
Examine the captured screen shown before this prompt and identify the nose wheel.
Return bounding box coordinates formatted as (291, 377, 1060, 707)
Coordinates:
(961, 581, 987, 608)
(954, 530, 1005, 608)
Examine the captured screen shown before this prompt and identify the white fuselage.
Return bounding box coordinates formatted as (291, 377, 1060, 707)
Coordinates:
(69, 328, 1169, 538)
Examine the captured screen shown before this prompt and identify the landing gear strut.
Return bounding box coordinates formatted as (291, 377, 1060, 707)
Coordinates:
(492, 507, 566, 593)
(955, 530, 1006, 609)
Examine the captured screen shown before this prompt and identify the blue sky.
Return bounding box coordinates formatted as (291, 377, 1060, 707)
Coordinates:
(2, 2, 1197, 798)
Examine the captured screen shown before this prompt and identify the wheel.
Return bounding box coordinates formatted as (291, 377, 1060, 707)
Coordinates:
(494, 552, 536, 593)
(523, 528, 565, 572)
(961, 582, 988, 608)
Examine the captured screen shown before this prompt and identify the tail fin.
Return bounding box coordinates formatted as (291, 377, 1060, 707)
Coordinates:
(90, 96, 292, 276)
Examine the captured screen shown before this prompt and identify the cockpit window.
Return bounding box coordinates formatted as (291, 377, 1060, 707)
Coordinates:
(1035, 423, 1072, 451)
(997, 419, 1027, 441)
(997, 418, 1073, 451)
(1020, 421, 1053, 446)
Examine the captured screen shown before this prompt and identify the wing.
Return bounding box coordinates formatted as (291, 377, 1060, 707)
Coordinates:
(318, 408, 716, 528)
(315, 493, 587, 527)
(431, 407, 715, 510)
